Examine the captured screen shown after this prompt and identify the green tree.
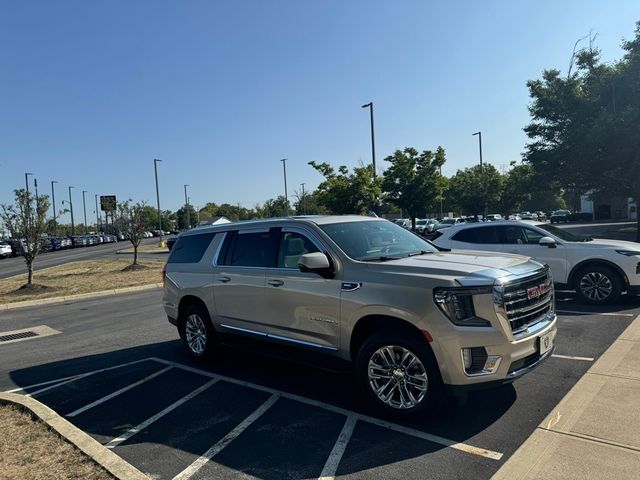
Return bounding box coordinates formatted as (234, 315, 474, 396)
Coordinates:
(115, 200, 147, 266)
(293, 190, 328, 215)
(524, 23, 640, 239)
(255, 196, 290, 218)
(176, 205, 198, 229)
(447, 164, 503, 216)
(308, 162, 381, 214)
(382, 147, 447, 229)
(0, 189, 51, 285)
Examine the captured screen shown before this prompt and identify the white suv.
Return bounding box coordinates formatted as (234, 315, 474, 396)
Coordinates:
(431, 221, 640, 304)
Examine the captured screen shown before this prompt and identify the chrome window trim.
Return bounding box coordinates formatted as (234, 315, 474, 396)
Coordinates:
(211, 232, 228, 266)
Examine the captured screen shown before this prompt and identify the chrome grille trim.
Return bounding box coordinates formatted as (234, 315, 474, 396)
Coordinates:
(493, 267, 555, 337)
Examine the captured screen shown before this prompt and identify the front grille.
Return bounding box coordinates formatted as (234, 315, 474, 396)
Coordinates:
(502, 270, 554, 334)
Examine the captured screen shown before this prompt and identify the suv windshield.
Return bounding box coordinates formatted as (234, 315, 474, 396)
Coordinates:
(320, 220, 438, 261)
(538, 224, 592, 242)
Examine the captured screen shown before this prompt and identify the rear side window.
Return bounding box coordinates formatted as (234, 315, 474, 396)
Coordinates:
(222, 232, 275, 267)
(168, 233, 215, 263)
(452, 226, 501, 244)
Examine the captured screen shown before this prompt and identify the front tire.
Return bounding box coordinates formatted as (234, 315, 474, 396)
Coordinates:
(180, 304, 217, 359)
(356, 329, 442, 417)
(574, 265, 622, 305)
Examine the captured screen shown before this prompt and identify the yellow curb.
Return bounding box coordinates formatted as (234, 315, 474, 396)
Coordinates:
(0, 392, 149, 480)
(0, 284, 163, 311)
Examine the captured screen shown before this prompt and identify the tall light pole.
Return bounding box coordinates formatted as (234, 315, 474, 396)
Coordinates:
(68, 186, 75, 235)
(472, 131, 485, 217)
(153, 159, 163, 244)
(300, 182, 306, 215)
(184, 184, 190, 229)
(82, 190, 88, 233)
(34, 178, 39, 200)
(51, 180, 58, 234)
(280, 158, 289, 217)
(25, 172, 32, 195)
(439, 166, 444, 218)
(94, 194, 100, 232)
(361, 102, 377, 177)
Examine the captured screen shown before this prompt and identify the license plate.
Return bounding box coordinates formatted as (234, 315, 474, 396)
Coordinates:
(539, 331, 554, 355)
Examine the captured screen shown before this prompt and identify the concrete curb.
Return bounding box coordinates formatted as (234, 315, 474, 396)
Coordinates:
(0, 392, 149, 480)
(0, 283, 163, 311)
(492, 312, 640, 479)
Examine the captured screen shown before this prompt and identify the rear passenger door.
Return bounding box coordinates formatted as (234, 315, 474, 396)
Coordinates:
(212, 229, 277, 334)
(448, 225, 503, 253)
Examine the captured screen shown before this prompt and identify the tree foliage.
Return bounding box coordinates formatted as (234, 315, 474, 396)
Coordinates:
(0, 189, 50, 285)
(381, 147, 446, 229)
(308, 161, 381, 215)
(115, 200, 147, 265)
(524, 22, 640, 238)
(447, 164, 503, 215)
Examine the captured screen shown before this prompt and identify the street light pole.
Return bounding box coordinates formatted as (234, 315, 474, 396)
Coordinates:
(51, 181, 58, 234)
(361, 102, 377, 177)
(184, 184, 190, 229)
(300, 183, 306, 215)
(439, 166, 444, 218)
(82, 190, 88, 233)
(280, 158, 288, 217)
(94, 194, 100, 232)
(153, 159, 163, 244)
(472, 131, 486, 217)
(25, 173, 32, 195)
(68, 186, 75, 235)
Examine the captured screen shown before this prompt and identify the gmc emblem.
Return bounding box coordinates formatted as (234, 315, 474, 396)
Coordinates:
(527, 282, 550, 300)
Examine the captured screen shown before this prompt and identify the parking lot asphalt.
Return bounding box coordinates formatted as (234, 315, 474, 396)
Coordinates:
(1, 290, 639, 480)
(0, 237, 166, 279)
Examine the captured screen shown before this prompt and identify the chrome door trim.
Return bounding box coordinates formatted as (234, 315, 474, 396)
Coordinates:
(219, 323, 338, 351)
(220, 323, 268, 337)
(341, 281, 362, 292)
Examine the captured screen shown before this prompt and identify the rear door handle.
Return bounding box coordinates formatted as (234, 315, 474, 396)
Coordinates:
(218, 276, 231, 283)
(267, 279, 284, 287)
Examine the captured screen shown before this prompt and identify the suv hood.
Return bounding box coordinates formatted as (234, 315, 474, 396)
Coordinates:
(369, 250, 543, 282)
(571, 238, 640, 251)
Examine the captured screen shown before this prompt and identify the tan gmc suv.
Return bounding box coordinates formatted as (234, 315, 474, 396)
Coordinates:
(163, 215, 557, 416)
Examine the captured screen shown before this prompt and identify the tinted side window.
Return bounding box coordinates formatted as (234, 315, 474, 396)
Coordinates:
(226, 232, 274, 267)
(168, 233, 215, 263)
(523, 228, 545, 244)
(504, 226, 526, 244)
(277, 232, 320, 268)
(452, 226, 500, 244)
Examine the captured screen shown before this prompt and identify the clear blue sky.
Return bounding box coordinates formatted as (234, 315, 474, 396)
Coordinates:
(1, 1, 638, 224)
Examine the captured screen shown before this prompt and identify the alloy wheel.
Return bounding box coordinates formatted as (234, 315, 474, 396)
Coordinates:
(579, 272, 613, 302)
(368, 345, 428, 410)
(185, 314, 207, 355)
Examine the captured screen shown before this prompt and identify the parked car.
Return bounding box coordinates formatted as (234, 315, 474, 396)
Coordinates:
(535, 211, 547, 222)
(518, 212, 537, 220)
(166, 237, 177, 251)
(485, 214, 503, 222)
(414, 219, 437, 234)
(431, 220, 640, 304)
(163, 215, 556, 416)
(550, 210, 571, 223)
(393, 219, 411, 230)
(0, 241, 12, 258)
(434, 217, 465, 231)
(508, 214, 522, 221)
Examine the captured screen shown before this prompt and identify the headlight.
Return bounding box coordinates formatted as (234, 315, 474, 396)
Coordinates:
(433, 286, 493, 327)
(616, 250, 640, 257)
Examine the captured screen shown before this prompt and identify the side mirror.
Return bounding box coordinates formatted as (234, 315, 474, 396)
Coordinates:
(539, 236, 557, 248)
(298, 252, 334, 278)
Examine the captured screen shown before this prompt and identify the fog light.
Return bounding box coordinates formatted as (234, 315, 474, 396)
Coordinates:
(462, 348, 472, 369)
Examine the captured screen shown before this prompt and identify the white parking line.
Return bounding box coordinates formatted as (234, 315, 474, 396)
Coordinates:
(557, 310, 635, 317)
(24, 358, 155, 397)
(552, 354, 594, 362)
(319, 416, 358, 480)
(150, 357, 504, 461)
(5, 375, 81, 393)
(66, 366, 173, 418)
(172, 394, 280, 480)
(105, 378, 219, 449)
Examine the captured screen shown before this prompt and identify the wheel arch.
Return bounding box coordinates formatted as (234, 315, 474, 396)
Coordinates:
(568, 259, 628, 290)
(177, 295, 211, 335)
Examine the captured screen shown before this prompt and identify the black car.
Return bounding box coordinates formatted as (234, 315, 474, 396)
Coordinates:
(550, 210, 571, 223)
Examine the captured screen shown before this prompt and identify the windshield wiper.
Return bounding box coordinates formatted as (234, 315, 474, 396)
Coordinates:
(358, 256, 402, 262)
(407, 250, 432, 257)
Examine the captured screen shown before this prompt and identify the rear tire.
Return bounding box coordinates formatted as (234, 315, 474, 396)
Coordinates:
(356, 329, 442, 418)
(179, 303, 217, 359)
(574, 265, 622, 305)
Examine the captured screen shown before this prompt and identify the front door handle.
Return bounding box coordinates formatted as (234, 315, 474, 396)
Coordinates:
(218, 276, 231, 283)
(267, 279, 284, 287)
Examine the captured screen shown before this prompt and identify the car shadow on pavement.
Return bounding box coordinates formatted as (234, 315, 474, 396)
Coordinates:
(9, 338, 516, 478)
(555, 291, 640, 315)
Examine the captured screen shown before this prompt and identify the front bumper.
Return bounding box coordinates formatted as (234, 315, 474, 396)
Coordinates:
(432, 314, 557, 387)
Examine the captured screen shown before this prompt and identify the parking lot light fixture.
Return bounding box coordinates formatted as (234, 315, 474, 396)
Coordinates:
(361, 102, 377, 178)
(68, 186, 75, 235)
(94, 194, 100, 232)
(154, 159, 163, 245)
(51, 181, 58, 233)
(280, 158, 288, 217)
(82, 190, 88, 234)
(184, 184, 190, 229)
(25, 172, 33, 195)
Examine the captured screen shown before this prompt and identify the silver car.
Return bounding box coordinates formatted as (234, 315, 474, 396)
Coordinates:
(163, 216, 557, 416)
